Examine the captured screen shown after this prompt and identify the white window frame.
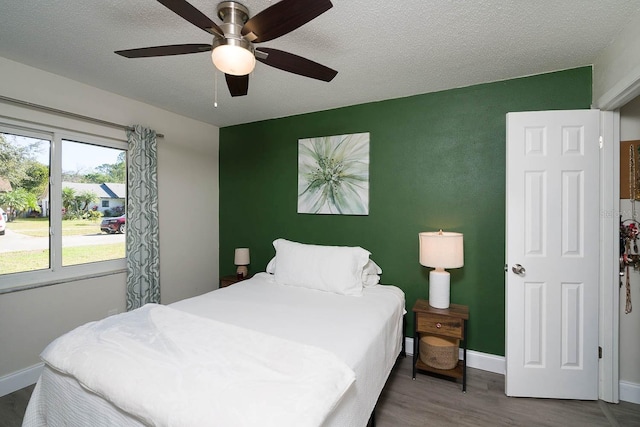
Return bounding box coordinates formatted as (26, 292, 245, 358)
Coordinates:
(0, 117, 128, 293)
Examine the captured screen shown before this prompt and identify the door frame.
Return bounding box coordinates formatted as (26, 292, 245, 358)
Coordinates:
(599, 110, 620, 403)
(597, 71, 640, 403)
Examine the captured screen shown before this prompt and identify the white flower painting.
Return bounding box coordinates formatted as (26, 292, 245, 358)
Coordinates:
(297, 133, 370, 215)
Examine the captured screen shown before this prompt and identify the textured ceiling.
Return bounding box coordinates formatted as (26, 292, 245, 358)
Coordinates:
(1, 0, 640, 128)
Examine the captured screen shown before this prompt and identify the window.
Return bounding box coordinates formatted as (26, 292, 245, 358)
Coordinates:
(0, 121, 127, 291)
(0, 131, 51, 273)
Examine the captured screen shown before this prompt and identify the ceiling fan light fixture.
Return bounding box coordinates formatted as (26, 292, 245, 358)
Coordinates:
(116, 0, 338, 97)
(212, 44, 255, 76)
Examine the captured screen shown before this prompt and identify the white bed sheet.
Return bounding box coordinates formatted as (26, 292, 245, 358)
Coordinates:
(23, 272, 405, 427)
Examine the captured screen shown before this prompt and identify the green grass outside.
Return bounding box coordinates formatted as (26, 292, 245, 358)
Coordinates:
(7, 217, 103, 237)
(0, 243, 125, 274)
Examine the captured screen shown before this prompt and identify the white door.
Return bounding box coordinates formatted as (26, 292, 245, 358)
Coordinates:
(505, 110, 600, 399)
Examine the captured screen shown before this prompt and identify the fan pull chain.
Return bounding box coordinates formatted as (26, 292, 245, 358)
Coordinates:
(214, 71, 219, 108)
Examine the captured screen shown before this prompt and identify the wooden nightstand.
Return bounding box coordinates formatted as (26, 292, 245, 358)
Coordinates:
(412, 299, 469, 391)
(219, 275, 249, 288)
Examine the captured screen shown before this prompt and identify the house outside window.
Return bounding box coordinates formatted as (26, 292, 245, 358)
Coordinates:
(0, 121, 127, 291)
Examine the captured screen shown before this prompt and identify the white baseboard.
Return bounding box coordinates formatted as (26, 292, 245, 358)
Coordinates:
(0, 363, 43, 398)
(405, 337, 640, 403)
(620, 380, 640, 404)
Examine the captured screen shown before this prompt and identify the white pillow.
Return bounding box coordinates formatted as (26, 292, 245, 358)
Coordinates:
(363, 274, 380, 287)
(266, 257, 276, 274)
(362, 259, 382, 287)
(268, 252, 382, 286)
(272, 238, 370, 296)
(362, 259, 382, 275)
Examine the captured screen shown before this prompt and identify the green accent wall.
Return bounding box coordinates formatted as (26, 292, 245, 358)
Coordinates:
(219, 67, 592, 356)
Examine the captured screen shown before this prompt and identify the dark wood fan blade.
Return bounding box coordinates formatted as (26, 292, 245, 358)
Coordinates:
(256, 48, 337, 82)
(226, 74, 249, 97)
(242, 0, 332, 43)
(157, 0, 224, 37)
(115, 44, 212, 58)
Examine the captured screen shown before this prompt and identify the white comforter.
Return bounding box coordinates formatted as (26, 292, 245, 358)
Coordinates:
(40, 303, 355, 427)
(171, 273, 406, 426)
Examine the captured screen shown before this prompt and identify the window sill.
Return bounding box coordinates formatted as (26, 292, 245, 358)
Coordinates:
(0, 261, 127, 294)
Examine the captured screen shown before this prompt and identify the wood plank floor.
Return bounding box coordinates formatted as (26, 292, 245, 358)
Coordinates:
(376, 357, 640, 426)
(1, 357, 639, 426)
(0, 383, 34, 427)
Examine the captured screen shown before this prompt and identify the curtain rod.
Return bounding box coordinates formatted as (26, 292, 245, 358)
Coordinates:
(0, 94, 164, 138)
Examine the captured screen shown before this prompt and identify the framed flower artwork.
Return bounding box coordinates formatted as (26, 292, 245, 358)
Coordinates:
(297, 132, 369, 215)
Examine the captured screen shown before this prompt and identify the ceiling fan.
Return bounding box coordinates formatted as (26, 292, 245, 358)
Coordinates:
(115, 0, 337, 97)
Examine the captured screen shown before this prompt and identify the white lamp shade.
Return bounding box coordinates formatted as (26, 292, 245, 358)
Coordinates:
(234, 248, 250, 265)
(419, 231, 464, 269)
(212, 45, 256, 76)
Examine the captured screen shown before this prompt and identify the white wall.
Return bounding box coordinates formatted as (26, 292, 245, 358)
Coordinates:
(0, 57, 219, 390)
(593, 10, 640, 108)
(620, 96, 640, 389)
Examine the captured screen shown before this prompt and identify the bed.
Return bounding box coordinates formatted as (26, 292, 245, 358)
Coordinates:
(22, 239, 406, 427)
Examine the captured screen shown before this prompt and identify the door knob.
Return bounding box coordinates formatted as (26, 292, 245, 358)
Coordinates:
(512, 264, 526, 275)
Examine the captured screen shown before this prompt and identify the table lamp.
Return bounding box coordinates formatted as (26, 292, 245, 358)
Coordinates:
(419, 230, 464, 309)
(234, 247, 250, 278)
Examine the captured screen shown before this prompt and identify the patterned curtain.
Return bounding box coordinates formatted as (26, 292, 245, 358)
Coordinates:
(126, 125, 160, 310)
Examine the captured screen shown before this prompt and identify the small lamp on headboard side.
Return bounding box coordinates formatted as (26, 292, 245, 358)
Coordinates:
(234, 247, 250, 279)
(419, 230, 464, 309)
